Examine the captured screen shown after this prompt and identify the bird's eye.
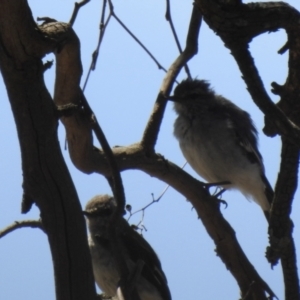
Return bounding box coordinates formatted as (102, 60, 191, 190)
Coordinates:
(97, 208, 113, 217)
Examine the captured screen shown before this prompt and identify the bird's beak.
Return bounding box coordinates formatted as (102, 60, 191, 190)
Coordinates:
(166, 95, 182, 103)
(167, 95, 175, 101)
(82, 210, 91, 217)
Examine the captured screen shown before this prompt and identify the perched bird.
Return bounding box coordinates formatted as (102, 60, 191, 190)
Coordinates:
(84, 194, 172, 300)
(171, 79, 273, 219)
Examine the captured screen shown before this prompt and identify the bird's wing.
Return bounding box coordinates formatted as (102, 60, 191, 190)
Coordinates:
(217, 97, 264, 169)
(217, 98, 275, 206)
(119, 219, 172, 300)
(235, 130, 264, 168)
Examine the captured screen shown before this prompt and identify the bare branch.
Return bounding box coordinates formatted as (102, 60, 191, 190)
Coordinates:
(0, 220, 44, 239)
(69, 0, 91, 26)
(229, 45, 300, 146)
(196, 0, 300, 145)
(141, 4, 202, 151)
(79, 92, 126, 213)
(267, 138, 300, 299)
(165, 0, 192, 79)
(82, 0, 111, 91)
(107, 0, 167, 73)
(128, 162, 187, 225)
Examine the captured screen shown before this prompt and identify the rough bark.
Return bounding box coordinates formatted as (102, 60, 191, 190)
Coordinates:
(0, 1, 96, 299)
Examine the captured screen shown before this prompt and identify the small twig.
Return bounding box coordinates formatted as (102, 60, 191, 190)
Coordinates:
(107, 0, 167, 72)
(82, 3, 111, 92)
(42, 60, 54, 73)
(69, 0, 91, 26)
(128, 162, 187, 224)
(278, 40, 289, 55)
(91, 0, 108, 71)
(0, 220, 44, 239)
(127, 193, 159, 224)
(37, 17, 57, 24)
(127, 182, 171, 221)
(165, 0, 192, 79)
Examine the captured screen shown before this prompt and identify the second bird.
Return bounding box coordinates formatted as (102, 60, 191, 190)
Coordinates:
(172, 79, 273, 220)
(84, 194, 172, 300)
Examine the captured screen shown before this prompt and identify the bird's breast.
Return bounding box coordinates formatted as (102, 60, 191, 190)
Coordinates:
(89, 237, 119, 297)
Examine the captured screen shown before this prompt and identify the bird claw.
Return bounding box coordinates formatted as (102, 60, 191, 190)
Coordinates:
(203, 181, 231, 191)
(203, 182, 229, 208)
(215, 198, 228, 209)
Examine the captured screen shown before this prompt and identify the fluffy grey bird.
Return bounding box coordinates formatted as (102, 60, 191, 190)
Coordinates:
(84, 195, 172, 300)
(172, 79, 273, 219)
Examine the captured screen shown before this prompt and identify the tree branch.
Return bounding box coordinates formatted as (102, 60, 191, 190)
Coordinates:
(141, 4, 202, 151)
(46, 3, 276, 297)
(0, 2, 96, 299)
(196, 0, 300, 145)
(195, 1, 300, 297)
(107, 0, 167, 73)
(230, 45, 300, 145)
(0, 220, 44, 239)
(69, 0, 91, 26)
(267, 138, 300, 299)
(165, 0, 192, 79)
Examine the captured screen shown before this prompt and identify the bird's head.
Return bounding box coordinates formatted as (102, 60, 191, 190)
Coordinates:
(173, 79, 212, 99)
(84, 194, 116, 218)
(169, 79, 215, 114)
(83, 195, 117, 234)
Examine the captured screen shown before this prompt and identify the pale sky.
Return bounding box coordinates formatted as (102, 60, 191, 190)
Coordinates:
(0, 1, 299, 299)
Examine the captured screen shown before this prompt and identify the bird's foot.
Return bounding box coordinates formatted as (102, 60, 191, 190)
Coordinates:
(214, 196, 228, 209)
(203, 182, 229, 208)
(203, 181, 231, 191)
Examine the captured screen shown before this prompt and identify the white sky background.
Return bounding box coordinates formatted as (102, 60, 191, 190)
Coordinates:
(0, 0, 299, 299)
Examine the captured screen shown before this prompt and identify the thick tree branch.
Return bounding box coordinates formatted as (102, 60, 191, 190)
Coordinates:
(41, 20, 137, 300)
(197, 1, 300, 43)
(0, 1, 96, 299)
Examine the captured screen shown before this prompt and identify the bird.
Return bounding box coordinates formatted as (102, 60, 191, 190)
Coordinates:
(84, 194, 172, 300)
(171, 79, 274, 220)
